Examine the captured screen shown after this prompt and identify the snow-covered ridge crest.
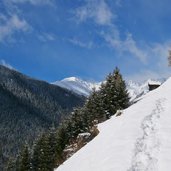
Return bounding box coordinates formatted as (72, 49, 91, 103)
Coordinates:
(52, 77, 101, 97)
(53, 77, 164, 101)
(55, 77, 171, 171)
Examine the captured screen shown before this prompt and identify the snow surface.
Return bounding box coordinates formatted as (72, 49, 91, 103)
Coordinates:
(55, 77, 171, 171)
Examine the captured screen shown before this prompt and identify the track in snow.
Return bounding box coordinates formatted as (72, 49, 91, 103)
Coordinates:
(128, 98, 165, 171)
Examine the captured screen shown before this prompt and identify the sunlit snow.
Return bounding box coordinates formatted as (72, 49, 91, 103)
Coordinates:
(55, 77, 171, 171)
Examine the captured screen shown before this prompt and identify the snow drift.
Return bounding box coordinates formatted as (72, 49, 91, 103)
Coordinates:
(55, 77, 171, 171)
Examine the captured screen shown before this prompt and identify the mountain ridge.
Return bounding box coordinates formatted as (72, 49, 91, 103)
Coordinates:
(0, 65, 85, 170)
(53, 77, 165, 101)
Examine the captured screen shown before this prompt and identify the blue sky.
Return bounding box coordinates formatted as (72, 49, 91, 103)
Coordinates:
(0, 0, 171, 82)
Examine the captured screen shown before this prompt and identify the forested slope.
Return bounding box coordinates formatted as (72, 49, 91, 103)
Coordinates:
(0, 65, 85, 170)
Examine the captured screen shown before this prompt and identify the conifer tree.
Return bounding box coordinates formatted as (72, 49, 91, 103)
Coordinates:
(19, 146, 30, 171)
(55, 126, 68, 164)
(32, 135, 49, 171)
(47, 128, 58, 169)
(85, 89, 106, 124)
(23, 67, 130, 171)
(100, 67, 130, 117)
(6, 158, 16, 171)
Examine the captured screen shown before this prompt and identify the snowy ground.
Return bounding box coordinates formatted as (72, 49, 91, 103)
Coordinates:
(55, 78, 171, 171)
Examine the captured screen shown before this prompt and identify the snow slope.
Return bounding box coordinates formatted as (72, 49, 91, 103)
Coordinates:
(127, 79, 163, 102)
(55, 77, 171, 171)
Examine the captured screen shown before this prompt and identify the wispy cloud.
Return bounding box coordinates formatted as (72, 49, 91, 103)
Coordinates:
(69, 38, 93, 49)
(38, 32, 56, 42)
(0, 59, 14, 69)
(75, 0, 114, 26)
(102, 31, 148, 63)
(75, 0, 148, 63)
(0, 0, 55, 43)
(74, 0, 171, 81)
(126, 41, 171, 82)
(0, 14, 30, 42)
(10, 0, 54, 6)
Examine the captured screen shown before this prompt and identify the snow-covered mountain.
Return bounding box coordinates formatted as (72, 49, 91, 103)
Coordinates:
(53, 77, 164, 101)
(53, 77, 101, 97)
(127, 79, 164, 102)
(55, 77, 171, 171)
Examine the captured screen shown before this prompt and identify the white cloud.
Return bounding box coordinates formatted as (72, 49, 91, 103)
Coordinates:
(10, 0, 54, 6)
(75, 0, 114, 26)
(75, 0, 147, 63)
(0, 14, 30, 42)
(0, 60, 14, 70)
(102, 30, 148, 63)
(123, 34, 148, 63)
(69, 38, 93, 49)
(126, 41, 171, 82)
(38, 32, 56, 42)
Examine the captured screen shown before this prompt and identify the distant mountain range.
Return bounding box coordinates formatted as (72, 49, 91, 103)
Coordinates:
(53, 77, 165, 102)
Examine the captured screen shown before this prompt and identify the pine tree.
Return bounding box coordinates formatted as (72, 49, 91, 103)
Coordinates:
(28, 67, 130, 171)
(85, 89, 106, 124)
(32, 135, 49, 171)
(55, 126, 68, 164)
(47, 128, 58, 169)
(19, 146, 30, 171)
(100, 67, 130, 117)
(6, 158, 16, 171)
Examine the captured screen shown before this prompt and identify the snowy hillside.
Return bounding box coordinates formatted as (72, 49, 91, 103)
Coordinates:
(127, 79, 163, 101)
(53, 77, 164, 101)
(55, 77, 171, 171)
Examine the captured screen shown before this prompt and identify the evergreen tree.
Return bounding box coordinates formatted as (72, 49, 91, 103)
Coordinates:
(85, 89, 106, 124)
(6, 158, 17, 171)
(55, 126, 68, 164)
(100, 67, 130, 117)
(47, 128, 58, 169)
(19, 146, 30, 171)
(20, 67, 130, 171)
(32, 135, 48, 171)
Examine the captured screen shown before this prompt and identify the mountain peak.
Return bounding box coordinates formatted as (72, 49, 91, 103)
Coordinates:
(53, 77, 101, 97)
(62, 77, 80, 82)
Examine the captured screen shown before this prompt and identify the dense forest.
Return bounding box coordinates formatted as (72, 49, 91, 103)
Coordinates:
(15, 67, 130, 171)
(0, 65, 85, 170)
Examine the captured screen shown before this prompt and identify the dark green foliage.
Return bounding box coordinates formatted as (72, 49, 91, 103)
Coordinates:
(100, 67, 130, 117)
(12, 67, 130, 170)
(32, 135, 51, 171)
(18, 146, 31, 171)
(0, 65, 85, 170)
(29, 68, 129, 170)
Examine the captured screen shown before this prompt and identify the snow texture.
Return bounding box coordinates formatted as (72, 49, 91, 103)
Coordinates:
(55, 77, 171, 171)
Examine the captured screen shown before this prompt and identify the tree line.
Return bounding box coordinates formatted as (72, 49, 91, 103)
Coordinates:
(11, 67, 130, 171)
